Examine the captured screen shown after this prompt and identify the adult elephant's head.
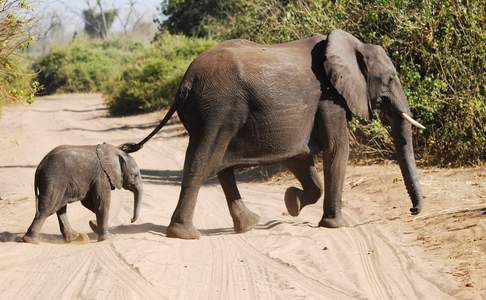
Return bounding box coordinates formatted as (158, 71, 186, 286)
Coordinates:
(324, 29, 424, 214)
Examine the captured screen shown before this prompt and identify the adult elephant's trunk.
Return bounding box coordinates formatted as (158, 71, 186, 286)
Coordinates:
(390, 115, 423, 214)
(131, 184, 142, 223)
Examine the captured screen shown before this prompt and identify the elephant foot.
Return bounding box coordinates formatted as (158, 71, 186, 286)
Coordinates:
(318, 216, 347, 228)
(97, 232, 113, 242)
(230, 200, 260, 233)
(166, 222, 201, 239)
(89, 220, 112, 241)
(410, 206, 421, 215)
(75, 233, 90, 243)
(233, 210, 260, 234)
(284, 187, 304, 217)
(22, 234, 40, 244)
(64, 232, 89, 244)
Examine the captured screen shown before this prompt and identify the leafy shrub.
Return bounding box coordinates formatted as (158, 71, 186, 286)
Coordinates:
(0, 0, 38, 106)
(82, 8, 117, 38)
(157, 0, 243, 38)
(160, 0, 485, 165)
(0, 58, 38, 105)
(235, 0, 486, 165)
(32, 38, 146, 95)
(106, 33, 216, 115)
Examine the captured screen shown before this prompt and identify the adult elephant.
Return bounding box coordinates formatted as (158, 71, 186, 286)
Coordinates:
(122, 29, 425, 239)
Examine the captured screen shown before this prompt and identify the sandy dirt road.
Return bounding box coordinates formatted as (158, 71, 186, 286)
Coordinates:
(0, 94, 484, 299)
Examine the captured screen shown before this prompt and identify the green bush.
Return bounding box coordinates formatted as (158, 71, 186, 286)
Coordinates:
(0, 58, 38, 105)
(32, 38, 146, 95)
(0, 0, 38, 106)
(106, 33, 216, 115)
(161, 0, 485, 165)
(231, 0, 485, 166)
(157, 0, 243, 38)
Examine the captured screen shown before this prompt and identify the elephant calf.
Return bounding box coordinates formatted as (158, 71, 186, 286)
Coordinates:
(23, 143, 143, 244)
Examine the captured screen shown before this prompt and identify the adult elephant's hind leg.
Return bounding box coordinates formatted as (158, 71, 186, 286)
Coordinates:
(167, 133, 225, 239)
(56, 205, 88, 243)
(283, 155, 323, 216)
(218, 167, 259, 233)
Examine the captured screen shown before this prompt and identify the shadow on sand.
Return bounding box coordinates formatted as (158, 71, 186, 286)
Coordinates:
(59, 122, 159, 133)
(62, 107, 108, 113)
(141, 164, 285, 187)
(32, 107, 107, 114)
(0, 219, 316, 244)
(0, 165, 36, 169)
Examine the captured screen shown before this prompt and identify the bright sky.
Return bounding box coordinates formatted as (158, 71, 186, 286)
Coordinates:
(32, 0, 163, 33)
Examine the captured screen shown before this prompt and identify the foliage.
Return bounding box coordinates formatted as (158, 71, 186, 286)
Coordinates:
(82, 8, 117, 39)
(32, 38, 146, 95)
(160, 0, 486, 165)
(106, 33, 216, 115)
(157, 0, 243, 38)
(0, 0, 38, 106)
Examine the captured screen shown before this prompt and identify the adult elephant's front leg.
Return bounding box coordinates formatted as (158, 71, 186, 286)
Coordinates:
(317, 99, 349, 228)
(283, 155, 323, 216)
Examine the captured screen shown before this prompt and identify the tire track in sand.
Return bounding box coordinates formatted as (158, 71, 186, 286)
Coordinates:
(0, 94, 455, 299)
(232, 184, 454, 299)
(194, 182, 359, 299)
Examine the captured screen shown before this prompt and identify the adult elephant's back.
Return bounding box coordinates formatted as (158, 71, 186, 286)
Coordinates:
(177, 35, 326, 171)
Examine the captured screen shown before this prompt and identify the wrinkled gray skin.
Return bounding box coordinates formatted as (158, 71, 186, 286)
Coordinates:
(23, 143, 143, 244)
(122, 29, 423, 239)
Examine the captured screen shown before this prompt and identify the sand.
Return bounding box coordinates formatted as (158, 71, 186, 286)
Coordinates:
(0, 94, 484, 299)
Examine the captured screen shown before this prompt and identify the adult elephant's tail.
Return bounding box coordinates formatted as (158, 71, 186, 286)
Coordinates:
(119, 103, 178, 153)
(119, 79, 191, 153)
(34, 167, 40, 216)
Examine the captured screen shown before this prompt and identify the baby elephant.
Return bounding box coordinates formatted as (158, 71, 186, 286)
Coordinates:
(23, 143, 143, 244)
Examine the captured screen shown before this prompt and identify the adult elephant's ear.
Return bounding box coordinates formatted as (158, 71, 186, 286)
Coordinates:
(324, 29, 371, 121)
(97, 143, 123, 190)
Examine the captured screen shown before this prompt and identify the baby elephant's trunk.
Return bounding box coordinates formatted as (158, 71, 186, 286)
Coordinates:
(131, 184, 142, 223)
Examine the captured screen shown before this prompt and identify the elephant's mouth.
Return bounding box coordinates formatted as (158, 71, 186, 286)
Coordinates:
(373, 96, 384, 109)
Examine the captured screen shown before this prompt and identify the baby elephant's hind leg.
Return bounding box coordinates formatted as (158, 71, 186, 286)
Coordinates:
(23, 213, 48, 244)
(56, 205, 88, 243)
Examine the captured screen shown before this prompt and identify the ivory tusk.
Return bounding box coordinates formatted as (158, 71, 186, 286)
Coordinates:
(402, 113, 426, 129)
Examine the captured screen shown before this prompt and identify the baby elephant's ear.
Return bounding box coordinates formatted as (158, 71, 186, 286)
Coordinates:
(97, 143, 123, 190)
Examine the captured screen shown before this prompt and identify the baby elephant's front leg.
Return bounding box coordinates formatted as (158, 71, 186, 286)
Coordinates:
(89, 220, 112, 241)
(57, 205, 89, 243)
(96, 207, 112, 241)
(92, 192, 112, 241)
